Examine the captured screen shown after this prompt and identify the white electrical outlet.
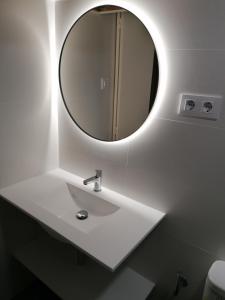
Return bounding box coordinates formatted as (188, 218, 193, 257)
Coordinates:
(179, 94, 222, 120)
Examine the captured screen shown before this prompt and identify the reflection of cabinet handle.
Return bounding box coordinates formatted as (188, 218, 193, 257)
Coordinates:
(100, 77, 106, 90)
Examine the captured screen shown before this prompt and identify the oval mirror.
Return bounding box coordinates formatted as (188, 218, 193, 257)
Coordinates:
(59, 5, 159, 141)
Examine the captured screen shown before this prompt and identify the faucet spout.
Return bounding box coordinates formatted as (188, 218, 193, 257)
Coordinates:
(83, 176, 97, 185)
(83, 170, 102, 192)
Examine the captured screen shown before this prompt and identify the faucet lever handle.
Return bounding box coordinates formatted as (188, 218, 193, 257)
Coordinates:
(95, 169, 102, 177)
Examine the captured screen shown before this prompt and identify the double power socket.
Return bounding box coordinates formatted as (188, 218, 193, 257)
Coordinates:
(179, 94, 222, 120)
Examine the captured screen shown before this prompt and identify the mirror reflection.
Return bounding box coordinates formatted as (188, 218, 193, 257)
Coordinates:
(59, 5, 159, 141)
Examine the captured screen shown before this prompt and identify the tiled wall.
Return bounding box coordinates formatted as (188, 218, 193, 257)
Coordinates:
(56, 0, 225, 298)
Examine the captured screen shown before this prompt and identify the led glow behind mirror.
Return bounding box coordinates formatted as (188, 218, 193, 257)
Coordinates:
(59, 5, 160, 142)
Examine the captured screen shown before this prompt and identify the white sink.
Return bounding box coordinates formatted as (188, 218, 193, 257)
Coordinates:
(66, 183, 120, 217)
(35, 180, 120, 234)
(39, 182, 120, 240)
(0, 168, 165, 271)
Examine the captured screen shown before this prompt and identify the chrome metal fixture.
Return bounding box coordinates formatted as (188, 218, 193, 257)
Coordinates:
(83, 170, 102, 192)
(76, 210, 88, 220)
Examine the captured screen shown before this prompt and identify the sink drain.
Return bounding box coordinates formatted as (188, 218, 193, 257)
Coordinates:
(76, 210, 88, 220)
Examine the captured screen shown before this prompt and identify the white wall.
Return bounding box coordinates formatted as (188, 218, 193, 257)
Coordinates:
(0, 0, 56, 298)
(0, 0, 57, 189)
(56, 0, 225, 299)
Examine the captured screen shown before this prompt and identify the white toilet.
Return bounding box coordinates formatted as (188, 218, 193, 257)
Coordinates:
(203, 260, 225, 299)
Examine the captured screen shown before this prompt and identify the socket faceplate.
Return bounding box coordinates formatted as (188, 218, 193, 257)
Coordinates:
(179, 94, 222, 120)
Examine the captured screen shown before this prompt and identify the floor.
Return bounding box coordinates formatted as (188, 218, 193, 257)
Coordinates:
(12, 280, 61, 300)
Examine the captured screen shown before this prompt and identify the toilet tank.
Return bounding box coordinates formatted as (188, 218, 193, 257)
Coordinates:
(203, 261, 225, 300)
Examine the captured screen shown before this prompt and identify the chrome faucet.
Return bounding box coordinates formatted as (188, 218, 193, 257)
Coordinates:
(83, 170, 102, 192)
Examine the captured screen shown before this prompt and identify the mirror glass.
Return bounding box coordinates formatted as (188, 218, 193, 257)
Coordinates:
(59, 5, 159, 141)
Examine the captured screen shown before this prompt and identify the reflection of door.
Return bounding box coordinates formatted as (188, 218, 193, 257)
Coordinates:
(63, 12, 116, 141)
(113, 12, 155, 140)
(81, 12, 116, 141)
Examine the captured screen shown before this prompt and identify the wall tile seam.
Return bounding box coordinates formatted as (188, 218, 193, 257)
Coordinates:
(167, 49, 225, 52)
(155, 116, 225, 132)
(165, 230, 219, 261)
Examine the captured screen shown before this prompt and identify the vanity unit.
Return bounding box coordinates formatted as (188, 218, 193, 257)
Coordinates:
(0, 168, 165, 271)
(0, 168, 164, 299)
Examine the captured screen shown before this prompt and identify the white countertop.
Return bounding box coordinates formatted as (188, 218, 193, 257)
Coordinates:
(0, 168, 165, 271)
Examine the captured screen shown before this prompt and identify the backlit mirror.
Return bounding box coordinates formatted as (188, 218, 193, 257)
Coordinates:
(59, 5, 159, 141)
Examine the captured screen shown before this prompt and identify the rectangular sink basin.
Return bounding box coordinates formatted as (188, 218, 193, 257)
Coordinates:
(66, 183, 120, 217)
(0, 168, 165, 271)
(35, 180, 120, 234)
